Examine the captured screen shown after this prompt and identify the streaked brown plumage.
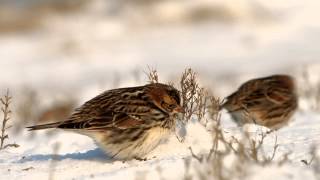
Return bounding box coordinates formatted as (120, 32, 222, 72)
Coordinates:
(221, 74, 298, 130)
(27, 83, 183, 160)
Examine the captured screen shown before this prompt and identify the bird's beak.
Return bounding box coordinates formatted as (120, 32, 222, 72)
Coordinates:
(174, 105, 185, 114)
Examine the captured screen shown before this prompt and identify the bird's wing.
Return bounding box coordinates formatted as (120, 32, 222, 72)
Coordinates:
(241, 85, 269, 111)
(28, 86, 155, 131)
(66, 86, 154, 129)
(62, 101, 152, 131)
(241, 82, 291, 111)
(65, 111, 145, 130)
(264, 86, 291, 105)
(27, 110, 145, 131)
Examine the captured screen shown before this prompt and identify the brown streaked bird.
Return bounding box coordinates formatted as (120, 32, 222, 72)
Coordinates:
(221, 74, 298, 130)
(27, 83, 183, 160)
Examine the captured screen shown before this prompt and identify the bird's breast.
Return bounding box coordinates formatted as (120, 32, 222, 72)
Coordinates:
(144, 127, 171, 146)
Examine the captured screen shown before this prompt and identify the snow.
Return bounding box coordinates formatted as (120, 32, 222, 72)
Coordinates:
(0, 0, 320, 179)
(1, 111, 319, 180)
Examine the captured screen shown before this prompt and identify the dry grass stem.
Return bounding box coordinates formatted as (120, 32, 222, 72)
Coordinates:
(180, 68, 198, 122)
(0, 90, 19, 150)
(49, 142, 60, 180)
(145, 66, 159, 84)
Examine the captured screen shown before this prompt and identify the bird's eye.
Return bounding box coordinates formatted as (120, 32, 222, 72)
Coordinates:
(168, 104, 176, 109)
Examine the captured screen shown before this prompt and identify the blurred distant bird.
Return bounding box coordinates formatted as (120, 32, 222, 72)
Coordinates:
(27, 83, 183, 160)
(221, 75, 298, 130)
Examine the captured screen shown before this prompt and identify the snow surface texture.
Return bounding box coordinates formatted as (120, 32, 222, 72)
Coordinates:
(0, 111, 319, 180)
(0, 0, 320, 179)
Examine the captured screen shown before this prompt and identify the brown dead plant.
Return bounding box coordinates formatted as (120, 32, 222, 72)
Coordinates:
(0, 90, 19, 150)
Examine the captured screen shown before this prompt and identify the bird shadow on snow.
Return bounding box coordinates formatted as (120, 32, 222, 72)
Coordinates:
(17, 148, 115, 163)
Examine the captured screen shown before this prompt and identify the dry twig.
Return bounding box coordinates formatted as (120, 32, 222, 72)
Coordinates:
(0, 90, 19, 150)
(145, 66, 159, 84)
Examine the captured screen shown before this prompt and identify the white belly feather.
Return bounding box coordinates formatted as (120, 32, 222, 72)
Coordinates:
(89, 127, 171, 160)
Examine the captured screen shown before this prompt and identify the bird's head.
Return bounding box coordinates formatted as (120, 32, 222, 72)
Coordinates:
(145, 83, 184, 115)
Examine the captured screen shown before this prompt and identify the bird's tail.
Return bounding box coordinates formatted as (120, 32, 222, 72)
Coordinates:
(26, 122, 61, 131)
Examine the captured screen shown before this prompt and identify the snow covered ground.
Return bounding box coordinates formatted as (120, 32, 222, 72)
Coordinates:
(0, 110, 319, 180)
(0, 0, 320, 179)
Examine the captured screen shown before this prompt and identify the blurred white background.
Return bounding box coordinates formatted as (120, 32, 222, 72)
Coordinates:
(0, 0, 319, 115)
